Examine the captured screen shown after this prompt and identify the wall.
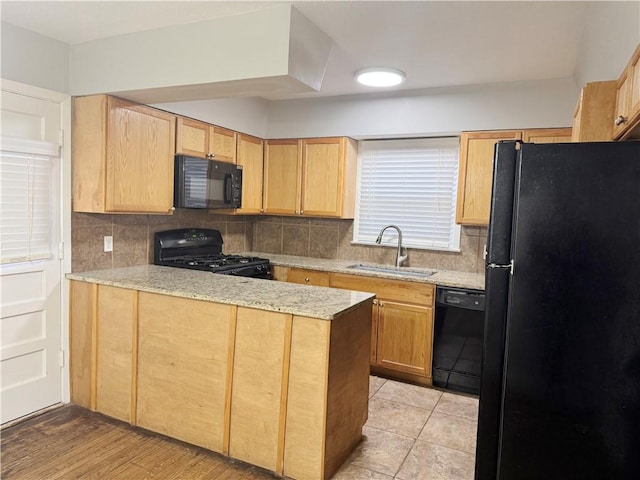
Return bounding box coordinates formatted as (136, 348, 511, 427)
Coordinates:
(265, 78, 578, 139)
(152, 97, 270, 139)
(252, 216, 486, 274)
(1, 21, 69, 93)
(71, 211, 253, 272)
(574, 1, 640, 87)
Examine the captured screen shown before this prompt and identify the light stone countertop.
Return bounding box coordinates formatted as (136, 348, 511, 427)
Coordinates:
(66, 265, 374, 321)
(242, 252, 486, 291)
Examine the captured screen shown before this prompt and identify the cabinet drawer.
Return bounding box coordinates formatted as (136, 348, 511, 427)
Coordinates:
(330, 273, 434, 306)
(287, 268, 330, 287)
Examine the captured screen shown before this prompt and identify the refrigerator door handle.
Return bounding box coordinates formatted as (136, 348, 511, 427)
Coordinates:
(487, 259, 514, 275)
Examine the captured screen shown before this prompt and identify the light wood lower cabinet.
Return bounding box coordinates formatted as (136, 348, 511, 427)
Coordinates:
(329, 273, 435, 382)
(136, 292, 234, 453)
(69, 280, 371, 480)
(375, 300, 433, 377)
(287, 268, 330, 286)
(229, 308, 290, 472)
(95, 285, 136, 423)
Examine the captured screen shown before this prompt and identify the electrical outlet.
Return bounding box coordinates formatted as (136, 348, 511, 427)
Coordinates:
(104, 236, 113, 252)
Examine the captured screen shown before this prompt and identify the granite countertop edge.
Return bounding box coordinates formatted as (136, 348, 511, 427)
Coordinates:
(242, 252, 485, 291)
(66, 265, 375, 321)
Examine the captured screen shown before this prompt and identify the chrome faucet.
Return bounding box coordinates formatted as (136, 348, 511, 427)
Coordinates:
(375, 225, 408, 268)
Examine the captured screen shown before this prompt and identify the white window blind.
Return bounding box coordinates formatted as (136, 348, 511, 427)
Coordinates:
(1, 137, 59, 264)
(354, 137, 461, 251)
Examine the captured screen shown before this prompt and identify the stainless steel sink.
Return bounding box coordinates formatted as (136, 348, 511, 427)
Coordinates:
(345, 263, 436, 278)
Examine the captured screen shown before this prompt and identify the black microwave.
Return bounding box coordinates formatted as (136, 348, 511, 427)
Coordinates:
(174, 155, 242, 209)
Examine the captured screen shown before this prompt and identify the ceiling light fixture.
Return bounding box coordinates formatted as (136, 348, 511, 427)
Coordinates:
(355, 67, 406, 87)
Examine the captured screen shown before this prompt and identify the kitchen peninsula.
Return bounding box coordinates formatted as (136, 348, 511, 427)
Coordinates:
(67, 265, 374, 480)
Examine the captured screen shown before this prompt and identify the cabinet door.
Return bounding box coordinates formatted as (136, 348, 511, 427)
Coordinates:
(229, 307, 290, 472)
(287, 268, 330, 286)
(95, 285, 135, 422)
(236, 133, 264, 214)
(210, 126, 237, 163)
(376, 300, 433, 378)
(628, 45, 640, 128)
(371, 300, 379, 364)
(571, 81, 617, 142)
(522, 128, 572, 144)
(136, 292, 233, 453)
(613, 67, 632, 139)
(300, 138, 344, 217)
(176, 117, 209, 157)
(106, 97, 176, 213)
(456, 130, 522, 226)
(263, 140, 300, 215)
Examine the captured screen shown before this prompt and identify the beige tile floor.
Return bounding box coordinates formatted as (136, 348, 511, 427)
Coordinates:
(333, 376, 478, 480)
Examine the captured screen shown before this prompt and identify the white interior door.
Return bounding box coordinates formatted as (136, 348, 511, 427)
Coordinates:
(1, 89, 63, 424)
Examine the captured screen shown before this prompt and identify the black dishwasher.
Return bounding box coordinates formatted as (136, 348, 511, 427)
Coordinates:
(433, 286, 485, 395)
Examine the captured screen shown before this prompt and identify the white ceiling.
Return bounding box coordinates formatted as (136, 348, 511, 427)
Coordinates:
(1, 1, 590, 100)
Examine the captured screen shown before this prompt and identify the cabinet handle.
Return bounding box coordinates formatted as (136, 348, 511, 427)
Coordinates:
(372, 299, 378, 305)
(615, 115, 628, 126)
(300, 210, 304, 214)
(379, 301, 384, 307)
(304, 277, 310, 283)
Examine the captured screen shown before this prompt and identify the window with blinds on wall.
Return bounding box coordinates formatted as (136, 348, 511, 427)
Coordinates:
(0, 138, 59, 264)
(354, 137, 461, 251)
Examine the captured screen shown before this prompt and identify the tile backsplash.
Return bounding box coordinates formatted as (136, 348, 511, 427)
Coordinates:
(252, 216, 487, 274)
(71, 210, 253, 272)
(72, 212, 486, 274)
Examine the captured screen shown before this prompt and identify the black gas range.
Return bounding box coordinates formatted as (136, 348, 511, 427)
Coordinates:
(153, 228, 271, 279)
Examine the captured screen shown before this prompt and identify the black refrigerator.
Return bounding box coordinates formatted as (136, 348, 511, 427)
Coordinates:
(475, 141, 640, 480)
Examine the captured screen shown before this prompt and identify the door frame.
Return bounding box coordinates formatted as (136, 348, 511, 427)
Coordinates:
(1, 78, 72, 405)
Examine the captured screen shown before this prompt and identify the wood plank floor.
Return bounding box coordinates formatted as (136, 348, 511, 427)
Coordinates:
(1, 405, 277, 480)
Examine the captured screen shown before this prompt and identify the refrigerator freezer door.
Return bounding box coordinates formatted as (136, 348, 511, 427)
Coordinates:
(497, 142, 640, 480)
(475, 141, 519, 480)
(485, 141, 519, 266)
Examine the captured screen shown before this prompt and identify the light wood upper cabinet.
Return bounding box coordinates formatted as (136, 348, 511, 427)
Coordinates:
(73, 95, 176, 214)
(571, 81, 617, 142)
(235, 133, 264, 215)
(263, 139, 301, 215)
(301, 137, 357, 218)
(211, 126, 237, 163)
(613, 67, 632, 139)
(456, 130, 522, 226)
(176, 117, 237, 163)
(175, 117, 209, 157)
(264, 137, 357, 218)
(614, 43, 640, 140)
(457, 128, 573, 226)
(522, 128, 572, 144)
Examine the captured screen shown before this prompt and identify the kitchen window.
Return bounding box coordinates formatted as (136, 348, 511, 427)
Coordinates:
(353, 137, 461, 251)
